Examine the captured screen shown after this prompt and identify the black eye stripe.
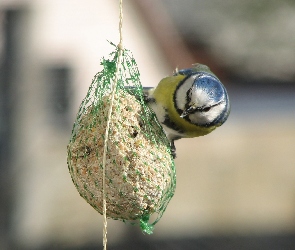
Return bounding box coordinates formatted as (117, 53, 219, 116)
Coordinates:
(202, 107, 211, 112)
(190, 101, 223, 114)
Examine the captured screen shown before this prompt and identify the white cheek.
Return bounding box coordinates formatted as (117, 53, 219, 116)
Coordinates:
(189, 103, 226, 125)
(209, 104, 225, 120)
(189, 112, 208, 124)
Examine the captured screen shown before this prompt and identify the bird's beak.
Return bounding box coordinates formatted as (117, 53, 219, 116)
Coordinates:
(180, 104, 196, 118)
(180, 110, 189, 118)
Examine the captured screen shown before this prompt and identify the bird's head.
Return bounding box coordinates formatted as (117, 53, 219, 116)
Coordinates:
(174, 64, 230, 128)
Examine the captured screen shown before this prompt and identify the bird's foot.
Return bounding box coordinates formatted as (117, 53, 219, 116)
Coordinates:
(170, 140, 177, 159)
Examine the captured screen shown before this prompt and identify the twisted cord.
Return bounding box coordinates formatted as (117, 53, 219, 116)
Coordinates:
(102, 1, 124, 249)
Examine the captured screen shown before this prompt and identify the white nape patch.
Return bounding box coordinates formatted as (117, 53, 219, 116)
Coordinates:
(175, 75, 197, 110)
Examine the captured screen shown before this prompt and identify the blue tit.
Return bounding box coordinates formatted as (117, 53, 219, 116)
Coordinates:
(143, 63, 230, 158)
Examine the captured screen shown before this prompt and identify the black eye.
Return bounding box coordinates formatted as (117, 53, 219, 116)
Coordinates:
(203, 107, 211, 112)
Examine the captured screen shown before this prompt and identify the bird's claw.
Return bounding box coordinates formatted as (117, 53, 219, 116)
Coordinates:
(170, 140, 177, 159)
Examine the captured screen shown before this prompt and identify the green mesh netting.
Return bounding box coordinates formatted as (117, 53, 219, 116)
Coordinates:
(67, 43, 176, 234)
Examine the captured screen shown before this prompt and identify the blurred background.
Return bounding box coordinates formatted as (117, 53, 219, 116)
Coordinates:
(1, 0, 295, 249)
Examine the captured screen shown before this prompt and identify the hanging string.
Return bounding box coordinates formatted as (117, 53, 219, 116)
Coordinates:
(118, 0, 123, 50)
(102, 0, 124, 249)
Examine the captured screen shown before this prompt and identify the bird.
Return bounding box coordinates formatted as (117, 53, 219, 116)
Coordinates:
(143, 63, 230, 158)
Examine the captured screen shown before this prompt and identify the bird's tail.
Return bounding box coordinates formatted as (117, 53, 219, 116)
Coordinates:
(124, 86, 154, 102)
